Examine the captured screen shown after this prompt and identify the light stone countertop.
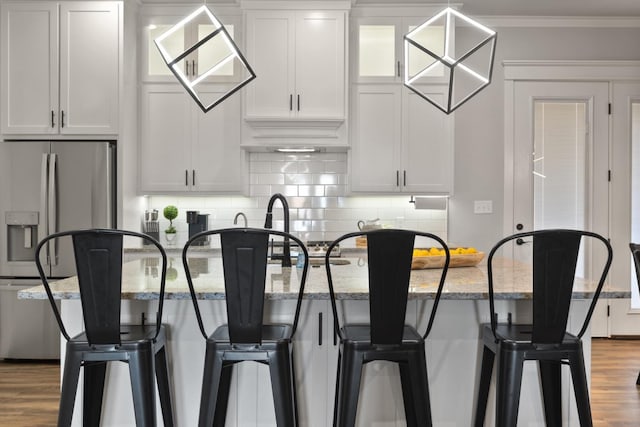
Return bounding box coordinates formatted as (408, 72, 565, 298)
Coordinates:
(18, 255, 629, 301)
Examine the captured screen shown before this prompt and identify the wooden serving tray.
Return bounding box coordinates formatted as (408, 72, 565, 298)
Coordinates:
(411, 251, 485, 270)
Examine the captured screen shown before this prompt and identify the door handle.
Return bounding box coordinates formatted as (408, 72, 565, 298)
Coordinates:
(318, 312, 323, 346)
(48, 153, 58, 265)
(51, 111, 55, 128)
(192, 170, 196, 186)
(289, 94, 293, 111)
(297, 94, 300, 111)
(61, 111, 65, 128)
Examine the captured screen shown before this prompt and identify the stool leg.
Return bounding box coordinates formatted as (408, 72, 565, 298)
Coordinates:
(154, 345, 174, 427)
(496, 349, 524, 427)
(335, 347, 363, 427)
(403, 349, 432, 427)
(539, 360, 562, 426)
(58, 349, 83, 427)
(213, 365, 233, 427)
(199, 345, 225, 427)
(269, 345, 296, 427)
(332, 349, 342, 427)
(129, 348, 157, 427)
(569, 349, 593, 427)
(399, 361, 417, 426)
(83, 361, 107, 426)
(474, 345, 495, 427)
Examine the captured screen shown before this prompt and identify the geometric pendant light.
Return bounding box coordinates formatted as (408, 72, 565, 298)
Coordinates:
(155, 5, 256, 113)
(404, 7, 497, 114)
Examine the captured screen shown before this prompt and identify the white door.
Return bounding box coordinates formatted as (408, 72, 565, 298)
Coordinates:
(608, 82, 640, 335)
(511, 81, 610, 334)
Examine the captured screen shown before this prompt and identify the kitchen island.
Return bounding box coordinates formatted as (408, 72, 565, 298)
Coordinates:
(20, 253, 625, 426)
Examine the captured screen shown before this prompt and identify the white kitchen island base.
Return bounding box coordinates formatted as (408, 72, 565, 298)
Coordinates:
(60, 298, 592, 427)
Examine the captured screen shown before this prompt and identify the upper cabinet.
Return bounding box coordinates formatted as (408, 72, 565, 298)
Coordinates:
(244, 9, 345, 119)
(241, 4, 349, 149)
(1, 2, 121, 135)
(142, 9, 243, 84)
(139, 84, 245, 194)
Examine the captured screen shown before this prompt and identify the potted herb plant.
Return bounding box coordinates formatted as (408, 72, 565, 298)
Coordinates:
(163, 205, 178, 244)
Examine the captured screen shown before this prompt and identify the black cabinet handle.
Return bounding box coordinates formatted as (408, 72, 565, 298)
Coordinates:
(289, 94, 293, 111)
(318, 312, 323, 346)
(397, 61, 400, 77)
(192, 60, 196, 76)
(297, 94, 300, 111)
(185, 170, 188, 186)
(51, 110, 55, 128)
(192, 170, 196, 186)
(396, 170, 399, 187)
(516, 238, 531, 246)
(61, 111, 65, 128)
(403, 170, 407, 186)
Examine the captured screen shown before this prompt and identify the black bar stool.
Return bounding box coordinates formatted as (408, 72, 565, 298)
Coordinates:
(182, 227, 309, 427)
(628, 243, 640, 385)
(35, 229, 174, 427)
(474, 229, 612, 427)
(325, 229, 450, 427)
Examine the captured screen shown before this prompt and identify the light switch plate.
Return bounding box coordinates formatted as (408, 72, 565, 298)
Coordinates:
(474, 200, 493, 214)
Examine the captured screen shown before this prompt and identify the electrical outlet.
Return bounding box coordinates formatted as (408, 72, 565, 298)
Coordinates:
(474, 200, 493, 214)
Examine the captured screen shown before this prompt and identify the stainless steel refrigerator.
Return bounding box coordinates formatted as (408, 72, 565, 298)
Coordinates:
(0, 140, 116, 359)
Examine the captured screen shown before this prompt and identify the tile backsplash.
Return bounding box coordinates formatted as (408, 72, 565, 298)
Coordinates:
(146, 152, 447, 247)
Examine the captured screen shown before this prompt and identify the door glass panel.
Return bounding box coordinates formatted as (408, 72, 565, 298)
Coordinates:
(630, 103, 640, 307)
(533, 101, 588, 275)
(359, 25, 395, 77)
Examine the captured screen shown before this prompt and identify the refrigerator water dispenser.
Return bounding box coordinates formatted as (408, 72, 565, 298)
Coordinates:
(5, 211, 38, 262)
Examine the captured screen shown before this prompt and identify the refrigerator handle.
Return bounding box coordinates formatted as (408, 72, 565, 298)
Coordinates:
(40, 154, 50, 265)
(48, 153, 58, 266)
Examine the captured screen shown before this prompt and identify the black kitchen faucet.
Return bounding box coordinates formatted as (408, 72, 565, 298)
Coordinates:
(264, 193, 292, 267)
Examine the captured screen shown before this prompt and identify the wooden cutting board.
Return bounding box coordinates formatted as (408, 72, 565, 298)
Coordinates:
(411, 251, 485, 269)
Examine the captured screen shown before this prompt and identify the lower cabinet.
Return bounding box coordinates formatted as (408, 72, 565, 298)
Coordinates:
(139, 84, 245, 194)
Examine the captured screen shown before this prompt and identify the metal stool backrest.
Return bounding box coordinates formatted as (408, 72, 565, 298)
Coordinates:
(487, 229, 612, 343)
(629, 243, 640, 295)
(183, 227, 309, 343)
(326, 229, 450, 344)
(35, 229, 167, 344)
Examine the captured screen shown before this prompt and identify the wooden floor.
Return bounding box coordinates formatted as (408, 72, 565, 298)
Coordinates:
(0, 338, 638, 426)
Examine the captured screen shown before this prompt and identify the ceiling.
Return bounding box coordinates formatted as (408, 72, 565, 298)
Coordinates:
(143, 0, 640, 17)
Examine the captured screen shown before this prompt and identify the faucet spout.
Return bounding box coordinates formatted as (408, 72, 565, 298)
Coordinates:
(264, 193, 291, 267)
(233, 212, 248, 227)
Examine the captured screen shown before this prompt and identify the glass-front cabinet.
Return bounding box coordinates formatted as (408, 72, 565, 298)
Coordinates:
(352, 16, 447, 84)
(141, 6, 242, 83)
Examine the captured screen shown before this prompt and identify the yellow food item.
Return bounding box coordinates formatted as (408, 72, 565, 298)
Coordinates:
(413, 247, 479, 256)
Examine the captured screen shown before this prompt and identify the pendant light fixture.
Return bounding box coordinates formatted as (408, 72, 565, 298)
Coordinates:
(404, 7, 497, 114)
(154, 4, 256, 112)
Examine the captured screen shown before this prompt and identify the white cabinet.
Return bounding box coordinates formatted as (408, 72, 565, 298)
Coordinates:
(352, 15, 447, 84)
(350, 84, 453, 194)
(244, 9, 346, 120)
(1, 2, 120, 135)
(141, 9, 243, 84)
(139, 84, 245, 194)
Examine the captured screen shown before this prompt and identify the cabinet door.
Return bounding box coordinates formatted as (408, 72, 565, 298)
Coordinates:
(245, 11, 295, 118)
(350, 85, 402, 193)
(191, 86, 244, 193)
(1, 3, 58, 134)
(295, 11, 345, 118)
(402, 87, 453, 194)
(139, 86, 192, 193)
(59, 2, 120, 134)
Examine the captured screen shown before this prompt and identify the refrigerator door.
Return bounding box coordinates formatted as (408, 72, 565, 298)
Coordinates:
(0, 140, 116, 278)
(0, 141, 50, 277)
(49, 141, 115, 277)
